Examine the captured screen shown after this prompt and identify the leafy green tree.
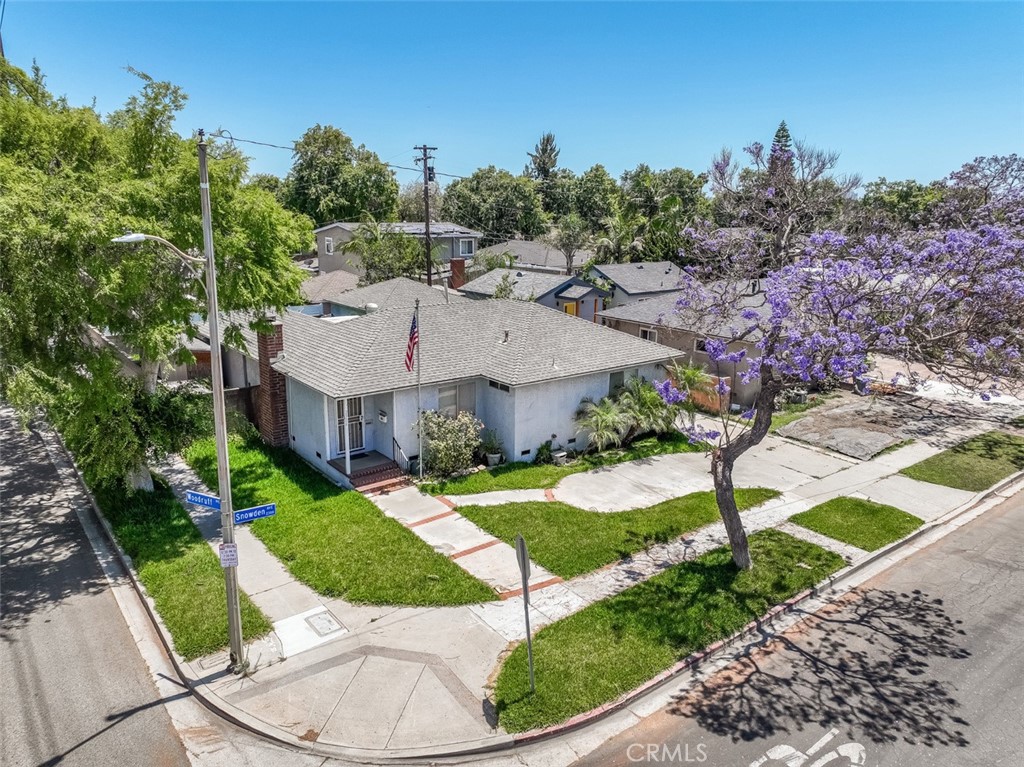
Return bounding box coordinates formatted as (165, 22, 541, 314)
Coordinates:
(547, 212, 591, 274)
(574, 396, 628, 451)
(440, 166, 547, 246)
(492, 272, 516, 299)
(345, 217, 424, 284)
(283, 124, 398, 225)
(860, 177, 944, 231)
(0, 60, 311, 490)
(525, 132, 559, 180)
(541, 168, 578, 217)
(575, 164, 621, 233)
(397, 179, 443, 222)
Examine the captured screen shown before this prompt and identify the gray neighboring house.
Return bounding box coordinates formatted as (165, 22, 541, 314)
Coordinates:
(298, 270, 360, 315)
(599, 284, 769, 407)
(588, 261, 686, 307)
(459, 269, 608, 322)
(317, 276, 463, 318)
(315, 221, 483, 276)
(474, 239, 596, 276)
(206, 283, 679, 490)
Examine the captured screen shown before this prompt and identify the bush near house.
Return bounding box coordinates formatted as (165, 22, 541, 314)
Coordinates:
(94, 479, 271, 660)
(899, 430, 1024, 492)
(460, 488, 779, 579)
(494, 530, 845, 732)
(419, 410, 483, 478)
(184, 436, 495, 605)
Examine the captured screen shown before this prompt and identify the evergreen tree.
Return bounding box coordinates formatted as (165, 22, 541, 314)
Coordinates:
(525, 132, 559, 180)
(768, 120, 795, 180)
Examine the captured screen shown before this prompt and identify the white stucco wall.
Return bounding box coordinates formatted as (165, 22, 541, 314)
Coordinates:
(477, 379, 516, 460)
(286, 378, 347, 485)
(510, 363, 665, 459)
(393, 387, 435, 463)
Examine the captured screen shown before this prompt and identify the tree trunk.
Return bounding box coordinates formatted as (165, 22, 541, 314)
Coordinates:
(711, 449, 751, 569)
(140, 357, 159, 395)
(126, 459, 154, 492)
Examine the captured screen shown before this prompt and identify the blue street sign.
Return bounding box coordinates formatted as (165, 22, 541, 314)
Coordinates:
(234, 503, 277, 525)
(185, 490, 221, 509)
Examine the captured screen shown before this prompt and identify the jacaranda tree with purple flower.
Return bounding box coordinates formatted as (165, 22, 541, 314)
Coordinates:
(662, 151, 1024, 570)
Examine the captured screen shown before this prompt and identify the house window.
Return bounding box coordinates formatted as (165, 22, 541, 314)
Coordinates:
(439, 382, 477, 417)
(694, 339, 708, 353)
(639, 327, 657, 342)
(488, 379, 511, 393)
(325, 237, 334, 255)
(609, 367, 639, 396)
(459, 239, 476, 257)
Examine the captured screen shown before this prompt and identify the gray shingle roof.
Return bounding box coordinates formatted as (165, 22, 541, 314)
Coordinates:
(322, 277, 466, 310)
(556, 284, 598, 300)
(460, 269, 573, 300)
(590, 261, 685, 295)
(301, 270, 360, 303)
(599, 286, 770, 340)
(314, 221, 482, 238)
(268, 299, 678, 399)
(475, 240, 595, 272)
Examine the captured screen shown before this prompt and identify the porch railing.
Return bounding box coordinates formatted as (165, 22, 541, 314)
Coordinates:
(392, 437, 410, 473)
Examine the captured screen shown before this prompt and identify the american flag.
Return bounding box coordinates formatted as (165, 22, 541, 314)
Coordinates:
(404, 313, 419, 372)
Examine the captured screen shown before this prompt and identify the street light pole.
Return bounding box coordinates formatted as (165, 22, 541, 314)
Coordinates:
(197, 130, 246, 673)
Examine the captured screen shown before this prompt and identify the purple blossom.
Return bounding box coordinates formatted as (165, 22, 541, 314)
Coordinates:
(654, 379, 688, 405)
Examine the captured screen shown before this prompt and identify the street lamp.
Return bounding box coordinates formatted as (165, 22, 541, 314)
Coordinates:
(111, 135, 246, 672)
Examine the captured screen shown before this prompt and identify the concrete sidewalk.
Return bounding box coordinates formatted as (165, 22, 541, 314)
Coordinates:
(134, 428, 995, 759)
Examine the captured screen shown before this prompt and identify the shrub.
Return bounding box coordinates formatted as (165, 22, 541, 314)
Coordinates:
(419, 410, 483, 477)
(534, 440, 554, 465)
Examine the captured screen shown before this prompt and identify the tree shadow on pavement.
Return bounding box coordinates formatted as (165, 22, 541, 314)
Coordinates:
(670, 588, 972, 749)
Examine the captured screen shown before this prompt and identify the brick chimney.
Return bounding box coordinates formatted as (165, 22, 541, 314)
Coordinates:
(450, 257, 467, 289)
(256, 319, 289, 447)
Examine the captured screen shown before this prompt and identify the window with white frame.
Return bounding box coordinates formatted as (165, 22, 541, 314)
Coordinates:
(639, 327, 657, 342)
(324, 236, 334, 254)
(438, 382, 477, 417)
(459, 239, 476, 257)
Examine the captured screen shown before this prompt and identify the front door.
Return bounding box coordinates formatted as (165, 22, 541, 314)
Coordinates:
(337, 397, 364, 454)
(564, 301, 578, 316)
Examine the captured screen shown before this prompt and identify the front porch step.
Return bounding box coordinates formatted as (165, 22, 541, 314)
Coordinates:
(358, 475, 414, 495)
(346, 458, 410, 494)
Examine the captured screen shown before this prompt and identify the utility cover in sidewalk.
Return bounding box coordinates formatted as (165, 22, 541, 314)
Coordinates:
(306, 610, 343, 637)
(274, 606, 348, 656)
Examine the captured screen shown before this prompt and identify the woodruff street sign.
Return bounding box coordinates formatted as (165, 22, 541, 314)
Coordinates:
(185, 490, 220, 509)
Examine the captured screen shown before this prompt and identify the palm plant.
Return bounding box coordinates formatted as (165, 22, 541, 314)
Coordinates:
(575, 396, 628, 451)
(617, 377, 678, 443)
(668, 362, 716, 427)
(595, 209, 645, 263)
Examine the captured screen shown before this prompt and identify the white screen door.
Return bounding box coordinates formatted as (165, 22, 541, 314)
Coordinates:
(338, 398, 364, 453)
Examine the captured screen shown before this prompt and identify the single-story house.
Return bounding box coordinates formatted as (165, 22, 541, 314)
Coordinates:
(296, 270, 360, 316)
(316, 276, 464, 318)
(315, 221, 483, 277)
(458, 269, 608, 322)
(588, 261, 685, 308)
(598, 283, 768, 407)
(473, 239, 596, 276)
(209, 280, 679, 489)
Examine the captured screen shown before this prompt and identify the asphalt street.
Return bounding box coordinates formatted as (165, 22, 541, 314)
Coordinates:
(574, 492, 1024, 767)
(0, 411, 192, 767)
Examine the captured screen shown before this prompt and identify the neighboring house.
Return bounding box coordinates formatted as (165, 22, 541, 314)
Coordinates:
(458, 269, 608, 322)
(317, 276, 463, 318)
(474, 239, 596, 276)
(598, 284, 768, 407)
(207, 284, 679, 490)
(315, 221, 483, 276)
(588, 261, 685, 307)
(299, 270, 360, 315)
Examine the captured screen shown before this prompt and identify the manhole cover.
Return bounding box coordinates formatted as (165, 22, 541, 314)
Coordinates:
(306, 610, 344, 637)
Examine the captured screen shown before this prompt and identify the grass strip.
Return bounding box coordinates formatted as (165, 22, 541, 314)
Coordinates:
(494, 529, 844, 732)
(789, 497, 923, 552)
(184, 436, 495, 606)
(899, 430, 1024, 492)
(94, 479, 272, 661)
(420, 432, 704, 495)
(460, 488, 779, 579)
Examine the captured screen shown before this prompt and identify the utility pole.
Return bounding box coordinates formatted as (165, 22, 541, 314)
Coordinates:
(414, 145, 437, 286)
(197, 130, 246, 673)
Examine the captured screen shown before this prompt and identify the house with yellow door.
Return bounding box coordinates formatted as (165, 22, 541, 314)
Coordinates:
(458, 269, 608, 322)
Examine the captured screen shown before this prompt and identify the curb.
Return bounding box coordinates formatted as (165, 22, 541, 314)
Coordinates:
(38, 416, 1024, 762)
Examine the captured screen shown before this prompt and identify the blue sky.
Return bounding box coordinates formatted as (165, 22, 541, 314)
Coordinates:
(6, 2, 1023, 190)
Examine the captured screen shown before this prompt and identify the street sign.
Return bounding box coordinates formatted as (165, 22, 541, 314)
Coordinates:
(514, 533, 536, 693)
(234, 503, 277, 525)
(219, 542, 238, 568)
(186, 489, 221, 510)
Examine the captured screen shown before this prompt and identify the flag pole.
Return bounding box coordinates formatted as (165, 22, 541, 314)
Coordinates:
(415, 299, 423, 479)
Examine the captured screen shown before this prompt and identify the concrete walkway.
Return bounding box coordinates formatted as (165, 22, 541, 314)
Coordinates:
(126, 417, 1007, 758)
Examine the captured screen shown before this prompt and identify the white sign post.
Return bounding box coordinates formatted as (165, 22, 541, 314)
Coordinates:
(515, 533, 536, 693)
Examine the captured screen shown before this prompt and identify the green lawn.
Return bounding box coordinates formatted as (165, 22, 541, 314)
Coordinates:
(420, 432, 705, 496)
(94, 479, 272, 661)
(899, 430, 1024, 493)
(184, 436, 495, 606)
(789, 497, 923, 552)
(494, 529, 845, 732)
(459, 488, 779, 579)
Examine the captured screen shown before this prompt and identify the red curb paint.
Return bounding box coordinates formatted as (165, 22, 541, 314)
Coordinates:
(407, 509, 458, 528)
(435, 495, 457, 509)
(451, 539, 502, 560)
(544, 488, 555, 502)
